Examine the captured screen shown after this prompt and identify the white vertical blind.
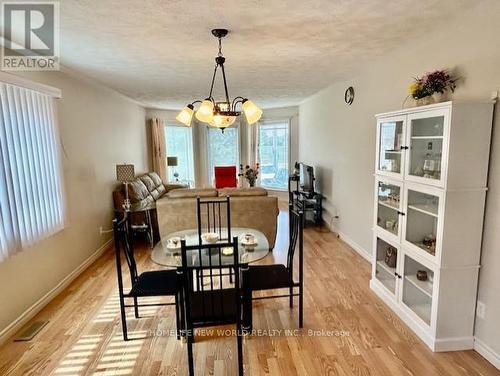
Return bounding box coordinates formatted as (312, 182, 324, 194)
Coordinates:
(0, 82, 64, 261)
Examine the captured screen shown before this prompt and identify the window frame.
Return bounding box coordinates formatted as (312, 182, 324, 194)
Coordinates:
(257, 119, 290, 191)
(206, 124, 241, 184)
(165, 123, 196, 187)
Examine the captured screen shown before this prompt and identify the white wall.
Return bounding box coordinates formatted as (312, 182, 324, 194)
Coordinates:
(298, 2, 500, 362)
(0, 70, 148, 338)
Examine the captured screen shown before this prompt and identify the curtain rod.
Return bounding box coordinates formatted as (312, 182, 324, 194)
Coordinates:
(0, 71, 62, 98)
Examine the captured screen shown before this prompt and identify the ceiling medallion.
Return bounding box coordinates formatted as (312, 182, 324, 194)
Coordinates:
(176, 29, 263, 131)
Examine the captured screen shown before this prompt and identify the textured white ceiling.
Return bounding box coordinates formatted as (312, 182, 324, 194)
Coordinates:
(58, 0, 477, 109)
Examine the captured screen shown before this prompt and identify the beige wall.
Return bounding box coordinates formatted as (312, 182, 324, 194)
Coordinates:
(0, 70, 148, 336)
(298, 2, 500, 360)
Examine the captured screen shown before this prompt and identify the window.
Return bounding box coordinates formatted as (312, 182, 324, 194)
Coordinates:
(0, 82, 64, 261)
(165, 125, 195, 186)
(207, 127, 239, 183)
(258, 120, 289, 190)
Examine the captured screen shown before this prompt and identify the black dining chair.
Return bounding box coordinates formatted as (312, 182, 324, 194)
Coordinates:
(196, 196, 234, 284)
(247, 207, 304, 327)
(113, 215, 181, 341)
(179, 237, 244, 376)
(196, 196, 231, 243)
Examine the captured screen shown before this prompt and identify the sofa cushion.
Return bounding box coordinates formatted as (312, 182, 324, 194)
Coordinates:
(139, 174, 156, 192)
(218, 187, 268, 197)
(127, 180, 153, 203)
(139, 173, 166, 200)
(167, 188, 218, 199)
(148, 172, 163, 187)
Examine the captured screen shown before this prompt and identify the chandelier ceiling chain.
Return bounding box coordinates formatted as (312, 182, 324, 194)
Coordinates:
(176, 29, 263, 131)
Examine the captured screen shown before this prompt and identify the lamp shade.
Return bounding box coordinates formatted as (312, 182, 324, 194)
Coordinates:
(167, 156, 178, 166)
(176, 104, 194, 126)
(116, 164, 135, 182)
(242, 99, 263, 125)
(210, 114, 236, 129)
(195, 100, 214, 123)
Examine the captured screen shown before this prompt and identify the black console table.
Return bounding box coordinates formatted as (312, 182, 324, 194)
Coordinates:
(288, 175, 323, 226)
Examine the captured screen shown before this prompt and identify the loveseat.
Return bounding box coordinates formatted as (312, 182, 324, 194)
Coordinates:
(112, 172, 279, 249)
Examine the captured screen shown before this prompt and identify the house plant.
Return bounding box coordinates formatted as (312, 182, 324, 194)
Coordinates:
(408, 69, 458, 106)
(239, 163, 260, 187)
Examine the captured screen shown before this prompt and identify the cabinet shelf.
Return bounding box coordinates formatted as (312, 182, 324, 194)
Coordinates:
(377, 260, 396, 276)
(408, 302, 431, 324)
(407, 204, 438, 218)
(378, 200, 399, 211)
(405, 274, 433, 298)
(411, 136, 443, 140)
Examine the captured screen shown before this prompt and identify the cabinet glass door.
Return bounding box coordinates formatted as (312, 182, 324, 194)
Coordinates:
(377, 117, 405, 177)
(406, 110, 448, 186)
(402, 254, 434, 326)
(404, 187, 441, 259)
(376, 180, 401, 239)
(374, 237, 399, 295)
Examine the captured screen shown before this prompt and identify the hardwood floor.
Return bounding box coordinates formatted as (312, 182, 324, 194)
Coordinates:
(0, 208, 498, 375)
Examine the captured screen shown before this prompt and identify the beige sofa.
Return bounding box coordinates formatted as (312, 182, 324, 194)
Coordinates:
(156, 187, 279, 250)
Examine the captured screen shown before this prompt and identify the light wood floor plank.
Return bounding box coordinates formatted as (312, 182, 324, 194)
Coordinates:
(0, 208, 498, 375)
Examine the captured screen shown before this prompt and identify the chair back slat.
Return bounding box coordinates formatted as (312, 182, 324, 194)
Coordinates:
(197, 196, 231, 243)
(180, 237, 240, 327)
(287, 207, 304, 279)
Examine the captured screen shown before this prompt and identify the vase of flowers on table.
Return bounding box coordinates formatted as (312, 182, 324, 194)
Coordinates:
(408, 69, 458, 107)
(239, 163, 260, 187)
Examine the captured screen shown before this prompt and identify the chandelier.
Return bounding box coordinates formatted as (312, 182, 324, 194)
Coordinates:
(176, 29, 263, 131)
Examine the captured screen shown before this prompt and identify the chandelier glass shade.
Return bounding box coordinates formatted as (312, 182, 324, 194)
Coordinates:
(176, 29, 263, 131)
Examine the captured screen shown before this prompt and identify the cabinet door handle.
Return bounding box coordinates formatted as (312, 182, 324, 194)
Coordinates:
(398, 211, 405, 216)
(400, 146, 409, 150)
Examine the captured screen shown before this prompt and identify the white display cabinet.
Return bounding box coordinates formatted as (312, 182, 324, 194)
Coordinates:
(371, 101, 493, 352)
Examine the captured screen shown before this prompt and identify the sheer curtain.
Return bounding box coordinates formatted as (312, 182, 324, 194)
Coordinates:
(0, 82, 64, 261)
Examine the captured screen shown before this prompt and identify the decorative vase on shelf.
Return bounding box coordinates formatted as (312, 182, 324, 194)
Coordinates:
(432, 92, 450, 103)
(248, 179, 256, 187)
(415, 95, 435, 107)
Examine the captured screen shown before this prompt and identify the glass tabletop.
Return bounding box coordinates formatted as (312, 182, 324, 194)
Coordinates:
(151, 227, 270, 268)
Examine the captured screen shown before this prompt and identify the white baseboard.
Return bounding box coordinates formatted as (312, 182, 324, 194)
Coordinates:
(321, 211, 371, 263)
(474, 337, 500, 370)
(434, 336, 474, 352)
(0, 238, 113, 345)
(333, 227, 371, 262)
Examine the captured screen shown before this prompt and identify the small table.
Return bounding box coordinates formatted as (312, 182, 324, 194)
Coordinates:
(151, 227, 269, 332)
(115, 202, 158, 249)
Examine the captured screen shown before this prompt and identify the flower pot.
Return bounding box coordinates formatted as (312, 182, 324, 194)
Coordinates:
(415, 96, 435, 106)
(432, 92, 450, 103)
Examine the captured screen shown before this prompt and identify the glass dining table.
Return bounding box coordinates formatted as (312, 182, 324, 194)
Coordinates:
(150, 227, 270, 332)
(151, 227, 270, 267)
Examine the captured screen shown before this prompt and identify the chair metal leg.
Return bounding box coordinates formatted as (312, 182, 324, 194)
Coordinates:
(187, 331, 195, 376)
(299, 285, 303, 328)
(133, 297, 139, 318)
(289, 286, 293, 308)
(119, 296, 128, 341)
(237, 328, 244, 376)
(175, 293, 181, 340)
(229, 267, 233, 283)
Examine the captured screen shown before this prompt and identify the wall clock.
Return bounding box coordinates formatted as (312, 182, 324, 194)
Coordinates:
(344, 86, 354, 105)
